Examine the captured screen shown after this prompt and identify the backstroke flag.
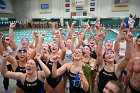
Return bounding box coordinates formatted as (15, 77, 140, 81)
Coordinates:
(38, 0, 52, 13)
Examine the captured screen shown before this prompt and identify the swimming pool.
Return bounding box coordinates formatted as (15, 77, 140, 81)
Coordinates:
(1, 28, 139, 47)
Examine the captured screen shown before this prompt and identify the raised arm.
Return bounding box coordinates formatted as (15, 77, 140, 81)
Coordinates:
(33, 32, 40, 48)
(35, 53, 50, 78)
(87, 26, 93, 42)
(65, 21, 72, 40)
(96, 31, 106, 69)
(116, 32, 133, 77)
(29, 32, 39, 49)
(1, 55, 23, 80)
(0, 37, 17, 71)
(29, 38, 35, 49)
(71, 21, 76, 32)
(57, 30, 66, 61)
(0, 32, 7, 55)
(36, 33, 45, 54)
(9, 23, 19, 51)
(70, 32, 78, 52)
(114, 20, 126, 56)
(74, 34, 82, 49)
(66, 21, 76, 40)
(81, 26, 88, 40)
(52, 55, 68, 78)
(123, 58, 134, 92)
(94, 18, 101, 36)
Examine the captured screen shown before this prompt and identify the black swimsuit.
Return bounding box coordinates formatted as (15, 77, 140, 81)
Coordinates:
(68, 64, 87, 93)
(90, 50, 97, 59)
(46, 60, 62, 88)
(15, 65, 26, 90)
(98, 65, 117, 93)
(23, 71, 44, 93)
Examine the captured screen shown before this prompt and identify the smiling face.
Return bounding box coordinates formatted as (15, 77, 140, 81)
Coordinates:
(21, 38, 29, 48)
(61, 33, 65, 39)
(66, 39, 71, 48)
(73, 48, 83, 61)
(83, 46, 91, 56)
(105, 50, 115, 62)
(42, 44, 49, 53)
(52, 35, 58, 42)
(51, 42, 59, 53)
(79, 32, 84, 39)
(89, 38, 97, 47)
(17, 50, 27, 62)
(3, 36, 10, 45)
(105, 40, 113, 50)
(121, 31, 127, 40)
(25, 59, 36, 74)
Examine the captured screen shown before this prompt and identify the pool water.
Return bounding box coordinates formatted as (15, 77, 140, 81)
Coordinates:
(1, 28, 139, 47)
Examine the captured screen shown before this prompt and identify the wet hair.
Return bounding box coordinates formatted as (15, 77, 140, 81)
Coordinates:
(108, 80, 123, 93)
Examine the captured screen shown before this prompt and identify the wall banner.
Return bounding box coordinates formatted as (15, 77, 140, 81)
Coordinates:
(38, 0, 52, 13)
(112, 0, 129, 11)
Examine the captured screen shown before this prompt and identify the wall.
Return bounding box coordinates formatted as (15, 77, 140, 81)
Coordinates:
(0, 13, 15, 18)
(12, 0, 62, 19)
(12, 0, 98, 19)
(1, 0, 140, 19)
(12, 0, 31, 20)
(31, 0, 61, 18)
(0, 0, 14, 18)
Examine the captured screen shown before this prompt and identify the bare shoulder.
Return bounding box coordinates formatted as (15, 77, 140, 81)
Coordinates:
(132, 57, 140, 60)
(130, 57, 140, 63)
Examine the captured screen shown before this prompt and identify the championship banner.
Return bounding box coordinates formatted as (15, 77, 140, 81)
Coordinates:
(0, 0, 13, 13)
(38, 0, 52, 13)
(71, 0, 88, 12)
(112, 0, 129, 11)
